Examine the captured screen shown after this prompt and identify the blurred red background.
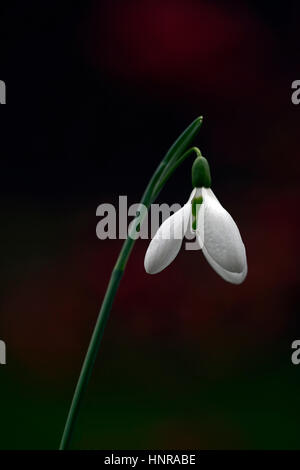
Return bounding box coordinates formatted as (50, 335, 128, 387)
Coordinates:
(0, 0, 300, 449)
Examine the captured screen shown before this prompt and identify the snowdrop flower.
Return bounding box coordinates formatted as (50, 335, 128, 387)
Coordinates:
(144, 154, 247, 284)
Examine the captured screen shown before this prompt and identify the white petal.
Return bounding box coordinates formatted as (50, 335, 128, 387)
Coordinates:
(185, 219, 203, 250)
(185, 187, 204, 250)
(144, 202, 191, 274)
(188, 187, 197, 202)
(198, 188, 247, 284)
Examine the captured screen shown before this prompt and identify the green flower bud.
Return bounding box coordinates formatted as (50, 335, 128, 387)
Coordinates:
(191, 156, 211, 188)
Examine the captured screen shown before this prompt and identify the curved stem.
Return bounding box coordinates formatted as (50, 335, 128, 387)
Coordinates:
(163, 116, 202, 165)
(59, 117, 203, 450)
(152, 146, 201, 199)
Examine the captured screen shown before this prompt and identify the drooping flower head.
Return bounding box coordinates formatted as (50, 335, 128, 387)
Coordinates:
(144, 152, 247, 284)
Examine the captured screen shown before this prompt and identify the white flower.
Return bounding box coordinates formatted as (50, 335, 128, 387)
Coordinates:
(144, 187, 247, 284)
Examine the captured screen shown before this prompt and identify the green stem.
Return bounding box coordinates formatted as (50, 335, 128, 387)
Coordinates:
(59, 117, 203, 450)
(152, 147, 201, 199)
(163, 116, 203, 165)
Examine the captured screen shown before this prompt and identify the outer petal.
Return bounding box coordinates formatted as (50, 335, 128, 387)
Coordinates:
(144, 202, 191, 274)
(197, 188, 247, 284)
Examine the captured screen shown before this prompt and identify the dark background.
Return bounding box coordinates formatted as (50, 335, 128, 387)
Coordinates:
(0, 0, 300, 449)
